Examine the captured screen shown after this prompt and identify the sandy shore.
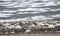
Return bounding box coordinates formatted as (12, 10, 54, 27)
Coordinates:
(0, 33, 60, 36)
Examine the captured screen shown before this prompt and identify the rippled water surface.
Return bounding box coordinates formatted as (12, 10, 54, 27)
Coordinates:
(0, 0, 60, 22)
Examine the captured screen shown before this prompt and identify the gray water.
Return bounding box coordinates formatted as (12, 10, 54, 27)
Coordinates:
(0, 0, 60, 22)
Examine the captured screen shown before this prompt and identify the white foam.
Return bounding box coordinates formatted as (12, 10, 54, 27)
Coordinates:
(0, 2, 10, 5)
(31, 16, 53, 20)
(52, 14, 60, 18)
(13, 2, 31, 8)
(0, 13, 14, 17)
(39, 8, 48, 12)
(17, 8, 49, 14)
(31, 3, 46, 7)
(50, 9, 60, 11)
(0, 0, 11, 1)
(0, 15, 54, 22)
(41, 0, 48, 1)
(0, 15, 9, 17)
(18, 8, 48, 12)
(0, 10, 17, 13)
(17, 12, 40, 14)
(44, 2, 57, 6)
(0, 18, 27, 22)
(57, 2, 60, 4)
(3, 2, 20, 8)
(18, 8, 40, 11)
(31, 2, 58, 7)
(0, 0, 59, 8)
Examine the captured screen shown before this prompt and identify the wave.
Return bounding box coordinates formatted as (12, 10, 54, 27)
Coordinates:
(0, 15, 54, 22)
(0, 13, 14, 17)
(52, 14, 60, 18)
(0, 0, 60, 22)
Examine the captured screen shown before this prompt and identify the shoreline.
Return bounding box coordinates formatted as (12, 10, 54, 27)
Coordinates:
(0, 20, 60, 35)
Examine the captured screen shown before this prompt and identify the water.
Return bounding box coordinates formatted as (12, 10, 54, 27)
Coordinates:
(0, 33, 60, 36)
(0, 0, 60, 22)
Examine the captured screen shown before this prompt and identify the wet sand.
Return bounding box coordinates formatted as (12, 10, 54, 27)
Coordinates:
(0, 33, 60, 36)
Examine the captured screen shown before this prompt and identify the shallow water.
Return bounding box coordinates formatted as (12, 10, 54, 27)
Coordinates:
(0, 33, 60, 36)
